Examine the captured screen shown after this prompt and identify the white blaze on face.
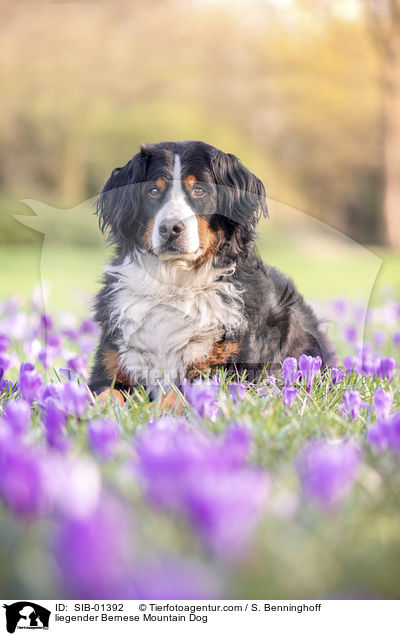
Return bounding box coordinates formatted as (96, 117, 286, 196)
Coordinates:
(151, 154, 200, 256)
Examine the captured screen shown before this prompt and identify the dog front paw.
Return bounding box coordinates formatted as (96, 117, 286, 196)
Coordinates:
(159, 390, 185, 414)
(97, 388, 125, 406)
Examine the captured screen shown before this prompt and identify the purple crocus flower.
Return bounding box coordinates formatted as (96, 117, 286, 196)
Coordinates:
(88, 419, 121, 460)
(46, 332, 62, 349)
(373, 330, 387, 348)
(61, 381, 90, 418)
(354, 304, 367, 323)
(20, 362, 35, 374)
(377, 357, 396, 382)
(343, 356, 360, 375)
(0, 333, 9, 353)
(0, 353, 11, 374)
(80, 318, 98, 335)
(40, 314, 53, 332)
(43, 398, 69, 453)
(282, 387, 298, 409)
(387, 413, 400, 454)
(66, 354, 88, 379)
(19, 366, 43, 404)
(343, 325, 357, 343)
(220, 423, 252, 467)
(184, 382, 220, 420)
(136, 418, 268, 556)
(366, 422, 388, 452)
(0, 373, 19, 395)
(393, 331, 400, 347)
(58, 368, 78, 381)
(0, 441, 52, 518)
(78, 336, 96, 356)
(332, 298, 347, 317)
(330, 367, 345, 385)
(298, 439, 361, 509)
(229, 382, 246, 405)
(38, 382, 64, 406)
(38, 346, 57, 370)
(362, 352, 380, 376)
(63, 328, 79, 340)
(54, 494, 134, 599)
(370, 412, 400, 455)
(185, 466, 268, 556)
(282, 357, 298, 387)
(299, 354, 322, 393)
(1, 400, 31, 436)
(0, 297, 20, 314)
(373, 388, 393, 422)
(136, 417, 208, 509)
(355, 343, 380, 377)
(342, 390, 362, 419)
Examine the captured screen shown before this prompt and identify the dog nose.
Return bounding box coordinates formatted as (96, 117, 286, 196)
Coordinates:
(159, 220, 185, 239)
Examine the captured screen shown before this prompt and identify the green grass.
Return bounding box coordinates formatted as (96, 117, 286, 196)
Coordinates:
(1, 234, 399, 315)
(2, 242, 109, 314)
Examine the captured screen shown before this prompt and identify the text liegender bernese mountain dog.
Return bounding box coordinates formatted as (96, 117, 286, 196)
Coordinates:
(89, 140, 334, 399)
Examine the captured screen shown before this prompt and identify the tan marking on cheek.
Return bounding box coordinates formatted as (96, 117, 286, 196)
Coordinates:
(155, 177, 166, 192)
(186, 340, 240, 380)
(142, 218, 155, 252)
(197, 216, 218, 250)
(194, 217, 224, 268)
(184, 174, 197, 193)
(103, 349, 131, 386)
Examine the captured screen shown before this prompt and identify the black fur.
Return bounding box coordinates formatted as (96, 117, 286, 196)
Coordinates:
(89, 140, 334, 394)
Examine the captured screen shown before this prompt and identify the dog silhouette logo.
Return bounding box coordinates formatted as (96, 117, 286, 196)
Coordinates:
(2, 602, 51, 633)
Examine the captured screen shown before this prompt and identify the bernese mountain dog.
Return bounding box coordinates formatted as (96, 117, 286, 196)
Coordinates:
(89, 140, 334, 400)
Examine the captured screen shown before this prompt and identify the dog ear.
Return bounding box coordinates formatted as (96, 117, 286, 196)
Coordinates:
(210, 150, 268, 228)
(97, 149, 147, 242)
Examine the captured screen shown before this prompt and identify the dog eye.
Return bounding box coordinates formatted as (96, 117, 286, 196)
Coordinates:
(148, 186, 160, 198)
(192, 185, 206, 197)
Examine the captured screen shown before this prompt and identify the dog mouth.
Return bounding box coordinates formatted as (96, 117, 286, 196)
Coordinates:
(153, 237, 203, 262)
(155, 246, 203, 262)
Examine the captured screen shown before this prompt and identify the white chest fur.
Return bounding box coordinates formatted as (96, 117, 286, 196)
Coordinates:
(106, 253, 244, 389)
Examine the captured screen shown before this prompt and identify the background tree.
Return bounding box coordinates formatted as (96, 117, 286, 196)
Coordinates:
(364, 0, 400, 249)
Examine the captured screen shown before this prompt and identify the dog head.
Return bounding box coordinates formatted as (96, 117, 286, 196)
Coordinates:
(97, 140, 268, 264)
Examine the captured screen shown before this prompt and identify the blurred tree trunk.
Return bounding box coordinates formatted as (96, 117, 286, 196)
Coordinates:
(382, 22, 400, 248)
(366, 0, 400, 249)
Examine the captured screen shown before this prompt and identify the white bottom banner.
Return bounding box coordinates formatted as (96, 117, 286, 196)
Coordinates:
(1, 600, 398, 635)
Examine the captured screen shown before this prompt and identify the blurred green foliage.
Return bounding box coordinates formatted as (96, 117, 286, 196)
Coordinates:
(0, 1, 390, 246)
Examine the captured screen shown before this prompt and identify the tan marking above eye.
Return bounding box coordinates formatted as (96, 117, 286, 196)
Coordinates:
(155, 177, 166, 192)
(184, 174, 197, 192)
